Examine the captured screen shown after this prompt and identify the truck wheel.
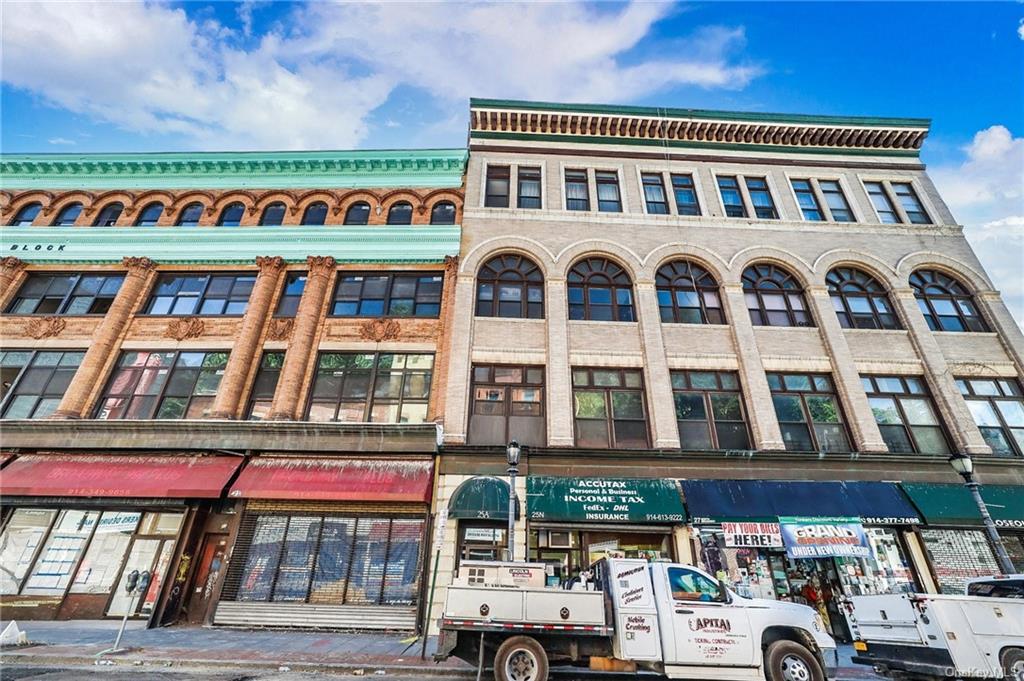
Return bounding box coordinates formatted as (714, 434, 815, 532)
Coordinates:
(1003, 648, 1024, 681)
(493, 635, 548, 681)
(764, 641, 824, 681)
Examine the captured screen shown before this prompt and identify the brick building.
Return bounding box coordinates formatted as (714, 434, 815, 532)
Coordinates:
(428, 99, 1024, 640)
(0, 149, 466, 629)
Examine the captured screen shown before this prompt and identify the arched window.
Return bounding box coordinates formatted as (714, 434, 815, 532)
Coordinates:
(176, 202, 204, 226)
(217, 202, 245, 226)
(9, 202, 42, 226)
(655, 260, 723, 324)
(343, 202, 370, 225)
(259, 202, 286, 226)
(92, 202, 124, 226)
(568, 257, 634, 321)
(476, 254, 544, 319)
(53, 202, 83, 226)
(430, 201, 456, 225)
(827, 267, 900, 330)
(387, 201, 413, 225)
(301, 201, 328, 225)
(742, 263, 813, 327)
(134, 202, 164, 226)
(910, 269, 988, 332)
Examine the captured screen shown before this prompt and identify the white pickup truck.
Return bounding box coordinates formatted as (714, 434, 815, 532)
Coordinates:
(435, 558, 836, 681)
(846, 575, 1024, 681)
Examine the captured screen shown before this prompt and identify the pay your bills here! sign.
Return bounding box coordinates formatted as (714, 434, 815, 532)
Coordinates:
(779, 516, 873, 559)
(722, 521, 783, 548)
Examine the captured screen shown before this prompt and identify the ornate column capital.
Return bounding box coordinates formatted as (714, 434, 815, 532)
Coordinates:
(1, 256, 27, 272)
(255, 255, 287, 272)
(443, 254, 460, 275)
(306, 255, 337, 276)
(122, 256, 157, 272)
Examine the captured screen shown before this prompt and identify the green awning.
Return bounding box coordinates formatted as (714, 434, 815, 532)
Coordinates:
(900, 483, 1024, 528)
(448, 476, 510, 521)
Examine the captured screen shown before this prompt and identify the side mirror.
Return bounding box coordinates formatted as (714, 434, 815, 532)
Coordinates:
(718, 578, 732, 604)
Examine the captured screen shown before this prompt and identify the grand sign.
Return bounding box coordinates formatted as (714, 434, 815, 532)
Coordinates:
(779, 516, 872, 559)
(527, 477, 686, 524)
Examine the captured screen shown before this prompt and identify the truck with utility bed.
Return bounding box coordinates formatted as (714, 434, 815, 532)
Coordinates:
(435, 558, 836, 681)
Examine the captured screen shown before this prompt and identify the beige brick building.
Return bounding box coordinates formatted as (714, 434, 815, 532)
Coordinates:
(428, 100, 1024, 638)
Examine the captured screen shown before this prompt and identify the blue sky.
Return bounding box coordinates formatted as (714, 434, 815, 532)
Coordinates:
(2, 1, 1022, 320)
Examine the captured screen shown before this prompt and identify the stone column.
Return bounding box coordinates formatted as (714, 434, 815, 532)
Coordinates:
(720, 284, 785, 450)
(0, 256, 28, 309)
(635, 281, 680, 448)
(892, 287, 991, 454)
(807, 285, 888, 453)
(52, 257, 158, 419)
(545, 278, 575, 447)
(268, 256, 335, 421)
(439, 260, 475, 442)
(208, 256, 286, 419)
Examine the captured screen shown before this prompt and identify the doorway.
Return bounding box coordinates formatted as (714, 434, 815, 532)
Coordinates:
(184, 533, 228, 625)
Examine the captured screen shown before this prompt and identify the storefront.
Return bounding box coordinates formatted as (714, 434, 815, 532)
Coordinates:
(213, 456, 433, 631)
(899, 483, 1024, 592)
(447, 476, 511, 565)
(0, 453, 241, 623)
(525, 476, 687, 586)
(682, 479, 924, 643)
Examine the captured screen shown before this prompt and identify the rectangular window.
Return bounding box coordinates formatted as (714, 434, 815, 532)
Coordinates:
(227, 513, 425, 607)
(745, 177, 778, 219)
(671, 174, 701, 216)
(565, 170, 590, 211)
(595, 172, 622, 212)
(768, 373, 852, 453)
(0, 350, 83, 419)
(484, 165, 511, 208)
(790, 179, 824, 221)
(717, 176, 747, 218)
(247, 352, 285, 420)
(517, 167, 542, 209)
(307, 352, 433, 424)
(331, 272, 442, 318)
(671, 370, 750, 451)
(819, 180, 855, 222)
(22, 510, 101, 595)
(144, 273, 255, 316)
(891, 182, 930, 224)
(641, 173, 669, 214)
(957, 378, 1024, 457)
(6, 273, 124, 316)
(865, 181, 901, 224)
(862, 375, 951, 455)
(95, 350, 229, 420)
(69, 511, 141, 594)
(0, 509, 56, 595)
(469, 365, 545, 447)
(572, 367, 648, 449)
(275, 273, 306, 317)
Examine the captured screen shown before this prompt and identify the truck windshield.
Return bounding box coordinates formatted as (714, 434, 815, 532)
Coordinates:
(966, 579, 1024, 599)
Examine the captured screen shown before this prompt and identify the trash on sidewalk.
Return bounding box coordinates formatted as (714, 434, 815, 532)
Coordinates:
(0, 620, 29, 647)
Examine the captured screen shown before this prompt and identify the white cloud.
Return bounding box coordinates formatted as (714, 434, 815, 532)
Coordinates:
(47, 137, 76, 146)
(931, 126, 1024, 328)
(1018, 18, 1023, 40)
(0, 1, 761, 150)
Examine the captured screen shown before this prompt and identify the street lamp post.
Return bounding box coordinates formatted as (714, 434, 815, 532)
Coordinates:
(506, 441, 521, 562)
(948, 452, 1015, 574)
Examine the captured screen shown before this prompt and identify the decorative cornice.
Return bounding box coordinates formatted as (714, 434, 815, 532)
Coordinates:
(0, 149, 468, 191)
(255, 255, 287, 272)
(122, 256, 158, 271)
(469, 99, 928, 156)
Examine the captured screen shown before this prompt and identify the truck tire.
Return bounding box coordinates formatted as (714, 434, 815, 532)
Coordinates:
(764, 641, 824, 681)
(493, 635, 549, 681)
(1003, 648, 1024, 681)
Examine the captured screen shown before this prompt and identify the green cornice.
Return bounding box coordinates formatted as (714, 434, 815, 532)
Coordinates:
(470, 98, 931, 129)
(0, 149, 468, 191)
(469, 131, 922, 158)
(1, 226, 461, 264)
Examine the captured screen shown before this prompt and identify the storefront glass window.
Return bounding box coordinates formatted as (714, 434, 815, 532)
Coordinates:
(0, 509, 56, 594)
(138, 512, 184, 536)
(107, 538, 160, 616)
(920, 528, 1001, 594)
(529, 529, 671, 586)
(237, 515, 287, 601)
(22, 510, 99, 595)
(69, 512, 140, 594)
(1000, 532, 1024, 572)
(459, 524, 507, 563)
(309, 517, 356, 604)
(274, 516, 321, 602)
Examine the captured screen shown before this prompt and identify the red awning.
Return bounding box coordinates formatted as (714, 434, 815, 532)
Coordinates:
(0, 453, 14, 469)
(0, 454, 243, 498)
(228, 457, 433, 503)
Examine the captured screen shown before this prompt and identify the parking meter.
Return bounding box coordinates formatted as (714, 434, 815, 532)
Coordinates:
(124, 570, 140, 593)
(136, 571, 152, 595)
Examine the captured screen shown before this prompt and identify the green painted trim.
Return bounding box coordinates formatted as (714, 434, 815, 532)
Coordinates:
(469, 131, 922, 158)
(470, 98, 931, 129)
(0, 148, 468, 191)
(1, 226, 461, 264)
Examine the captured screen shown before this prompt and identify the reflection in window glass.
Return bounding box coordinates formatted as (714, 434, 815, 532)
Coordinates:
(768, 372, 851, 453)
(0, 509, 56, 594)
(23, 510, 100, 595)
(70, 512, 140, 594)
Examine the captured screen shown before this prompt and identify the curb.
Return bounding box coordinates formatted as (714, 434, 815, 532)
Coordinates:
(0, 651, 476, 677)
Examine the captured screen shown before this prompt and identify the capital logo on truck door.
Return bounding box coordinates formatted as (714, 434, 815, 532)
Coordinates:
(688, 617, 732, 633)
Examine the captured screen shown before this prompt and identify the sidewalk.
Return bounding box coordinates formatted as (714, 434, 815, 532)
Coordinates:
(1, 620, 876, 678)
